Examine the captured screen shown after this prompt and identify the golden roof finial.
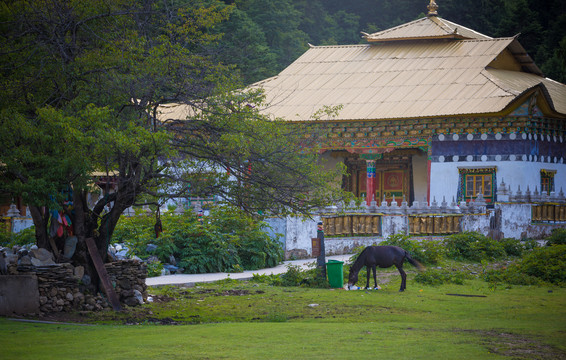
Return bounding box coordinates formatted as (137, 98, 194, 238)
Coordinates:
(427, 0, 439, 16)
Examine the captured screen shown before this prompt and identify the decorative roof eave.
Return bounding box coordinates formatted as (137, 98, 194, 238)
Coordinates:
(365, 33, 470, 43)
(507, 37, 543, 77)
(497, 83, 565, 118)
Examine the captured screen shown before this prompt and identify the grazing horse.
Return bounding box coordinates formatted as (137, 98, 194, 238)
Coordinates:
(348, 246, 424, 292)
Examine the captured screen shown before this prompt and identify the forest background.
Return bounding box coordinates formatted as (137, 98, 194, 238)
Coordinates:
(215, 0, 566, 85)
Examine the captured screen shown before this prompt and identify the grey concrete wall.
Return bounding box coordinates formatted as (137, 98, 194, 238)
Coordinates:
(273, 205, 565, 257)
(381, 215, 409, 237)
(0, 275, 39, 315)
(263, 218, 287, 251)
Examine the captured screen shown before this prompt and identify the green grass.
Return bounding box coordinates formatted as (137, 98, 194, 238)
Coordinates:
(1, 273, 565, 359)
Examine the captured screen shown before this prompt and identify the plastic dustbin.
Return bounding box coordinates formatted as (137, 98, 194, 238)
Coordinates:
(326, 260, 344, 288)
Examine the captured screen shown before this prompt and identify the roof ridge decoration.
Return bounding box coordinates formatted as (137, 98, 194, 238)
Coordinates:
(427, 0, 439, 17)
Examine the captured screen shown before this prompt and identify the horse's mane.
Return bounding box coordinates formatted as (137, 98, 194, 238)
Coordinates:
(351, 247, 369, 273)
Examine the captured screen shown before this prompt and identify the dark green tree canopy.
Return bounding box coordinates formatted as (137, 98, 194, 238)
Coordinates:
(0, 0, 342, 292)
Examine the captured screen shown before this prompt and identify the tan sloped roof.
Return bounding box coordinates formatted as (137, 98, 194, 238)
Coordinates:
(255, 37, 564, 121)
(364, 16, 491, 42)
(485, 68, 566, 114)
(157, 11, 566, 123)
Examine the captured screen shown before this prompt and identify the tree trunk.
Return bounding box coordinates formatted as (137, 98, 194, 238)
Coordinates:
(29, 206, 49, 250)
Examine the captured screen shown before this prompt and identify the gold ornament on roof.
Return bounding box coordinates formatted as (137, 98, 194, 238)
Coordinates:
(427, 0, 439, 16)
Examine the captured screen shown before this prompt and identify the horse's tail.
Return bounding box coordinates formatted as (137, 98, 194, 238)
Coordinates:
(404, 251, 425, 271)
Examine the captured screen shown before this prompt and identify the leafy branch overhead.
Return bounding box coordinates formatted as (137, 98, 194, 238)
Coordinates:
(0, 0, 341, 293)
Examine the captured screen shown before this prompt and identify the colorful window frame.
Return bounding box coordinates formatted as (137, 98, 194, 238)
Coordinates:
(541, 169, 556, 195)
(457, 167, 496, 203)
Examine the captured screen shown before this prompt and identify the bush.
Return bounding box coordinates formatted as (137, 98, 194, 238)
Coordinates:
(414, 268, 470, 286)
(545, 228, 566, 246)
(112, 205, 283, 273)
(500, 238, 526, 257)
(0, 227, 36, 248)
(483, 245, 566, 286)
(519, 245, 566, 285)
(443, 232, 505, 262)
(483, 266, 542, 286)
(381, 233, 445, 264)
(146, 259, 164, 277)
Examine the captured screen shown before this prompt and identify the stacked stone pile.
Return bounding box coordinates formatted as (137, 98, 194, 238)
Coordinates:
(1, 245, 148, 313)
(105, 260, 148, 306)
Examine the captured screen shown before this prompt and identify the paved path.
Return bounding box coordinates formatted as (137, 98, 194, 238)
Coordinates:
(146, 254, 353, 286)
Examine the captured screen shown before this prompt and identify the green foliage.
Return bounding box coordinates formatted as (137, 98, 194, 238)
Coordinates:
(499, 238, 527, 257)
(414, 268, 471, 286)
(279, 264, 306, 287)
(113, 206, 283, 274)
(519, 245, 566, 285)
(484, 245, 566, 286)
(0, 227, 36, 248)
(146, 260, 164, 278)
(444, 232, 506, 262)
(380, 233, 446, 265)
(545, 228, 566, 246)
(482, 265, 542, 287)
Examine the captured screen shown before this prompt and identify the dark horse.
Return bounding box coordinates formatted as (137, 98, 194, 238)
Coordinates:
(348, 246, 424, 292)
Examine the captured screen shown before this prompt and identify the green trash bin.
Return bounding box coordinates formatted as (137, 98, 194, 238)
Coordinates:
(326, 260, 344, 288)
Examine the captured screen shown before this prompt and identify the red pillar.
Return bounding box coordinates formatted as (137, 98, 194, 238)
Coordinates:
(427, 157, 431, 204)
(366, 159, 376, 205)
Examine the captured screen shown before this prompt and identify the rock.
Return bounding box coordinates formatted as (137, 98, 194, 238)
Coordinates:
(147, 255, 159, 263)
(163, 264, 180, 274)
(31, 248, 54, 262)
(66, 293, 74, 301)
(169, 255, 177, 265)
(63, 236, 78, 258)
(146, 244, 158, 253)
(18, 255, 32, 266)
(5, 252, 18, 265)
(117, 278, 131, 290)
(82, 274, 91, 286)
(133, 290, 144, 305)
(74, 266, 84, 279)
(161, 268, 171, 276)
(123, 297, 139, 306)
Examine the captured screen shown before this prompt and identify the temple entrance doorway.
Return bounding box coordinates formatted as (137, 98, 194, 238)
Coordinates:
(343, 150, 418, 205)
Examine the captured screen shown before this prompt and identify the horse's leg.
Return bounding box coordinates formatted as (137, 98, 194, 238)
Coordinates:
(372, 266, 378, 288)
(396, 265, 406, 292)
(365, 266, 371, 289)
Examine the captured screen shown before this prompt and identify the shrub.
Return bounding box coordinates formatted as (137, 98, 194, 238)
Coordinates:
(500, 238, 525, 257)
(146, 259, 164, 277)
(414, 268, 470, 286)
(443, 231, 505, 262)
(483, 245, 566, 286)
(380, 233, 445, 264)
(482, 266, 542, 286)
(112, 205, 284, 273)
(0, 227, 36, 248)
(519, 245, 566, 285)
(545, 228, 566, 246)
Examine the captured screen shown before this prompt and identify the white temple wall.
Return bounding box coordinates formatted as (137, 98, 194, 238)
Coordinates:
(429, 160, 566, 203)
(412, 153, 428, 202)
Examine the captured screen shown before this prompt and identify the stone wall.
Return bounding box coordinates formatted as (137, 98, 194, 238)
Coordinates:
(3, 259, 147, 314)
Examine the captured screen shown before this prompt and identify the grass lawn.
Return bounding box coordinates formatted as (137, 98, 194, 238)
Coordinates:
(1, 270, 565, 359)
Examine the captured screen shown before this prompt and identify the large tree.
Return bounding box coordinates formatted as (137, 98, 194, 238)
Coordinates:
(0, 0, 341, 292)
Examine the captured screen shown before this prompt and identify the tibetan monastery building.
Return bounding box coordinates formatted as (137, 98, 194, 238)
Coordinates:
(254, 1, 566, 207)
